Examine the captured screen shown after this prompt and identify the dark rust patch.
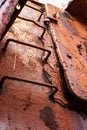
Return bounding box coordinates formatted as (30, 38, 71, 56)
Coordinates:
(83, 41, 87, 53)
(40, 106, 58, 130)
(77, 44, 82, 55)
(67, 54, 72, 59)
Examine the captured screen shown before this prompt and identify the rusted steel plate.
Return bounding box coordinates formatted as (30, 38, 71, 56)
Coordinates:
(45, 4, 58, 23)
(47, 5, 87, 102)
(0, 1, 87, 130)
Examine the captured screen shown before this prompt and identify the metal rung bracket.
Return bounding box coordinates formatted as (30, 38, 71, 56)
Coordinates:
(25, 4, 44, 21)
(0, 76, 58, 101)
(2, 39, 51, 62)
(17, 16, 46, 39)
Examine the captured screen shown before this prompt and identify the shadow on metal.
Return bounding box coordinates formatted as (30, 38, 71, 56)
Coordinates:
(0, 76, 58, 102)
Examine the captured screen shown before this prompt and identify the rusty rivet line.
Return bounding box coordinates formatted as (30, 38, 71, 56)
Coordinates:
(2, 38, 51, 62)
(17, 16, 46, 39)
(0, 76, 58, 102)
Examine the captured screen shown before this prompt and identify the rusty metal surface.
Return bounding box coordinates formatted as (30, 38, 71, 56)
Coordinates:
(0, 1, 61, 130)
(0, 1, 87, 130)
(60, 12, 87, 40)
(46, 4, 87, 102)
(45, 4, 58, 23)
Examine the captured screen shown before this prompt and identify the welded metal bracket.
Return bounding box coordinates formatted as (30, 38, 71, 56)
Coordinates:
(25, 4, 45, 21)
(17, 16, 46, 39)
(2, 39, 51, 62)
(0, 76, 58, 102)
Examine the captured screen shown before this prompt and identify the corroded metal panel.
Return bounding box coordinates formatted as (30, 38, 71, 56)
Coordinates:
(45, 4, 87, 102)
(0, 1, 87, 130)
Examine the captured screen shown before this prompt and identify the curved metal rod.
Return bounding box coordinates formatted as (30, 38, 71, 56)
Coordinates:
(25, 4, 42, 12)
(0, 76, 58, 101)
(25, 4, 44, 21)
(17, 16, 46, 39)
(0, 0, 6, 8)
(2, 39, 51, 62)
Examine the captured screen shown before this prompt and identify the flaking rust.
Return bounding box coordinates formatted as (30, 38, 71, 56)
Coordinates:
(45, 4, 87, 103)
